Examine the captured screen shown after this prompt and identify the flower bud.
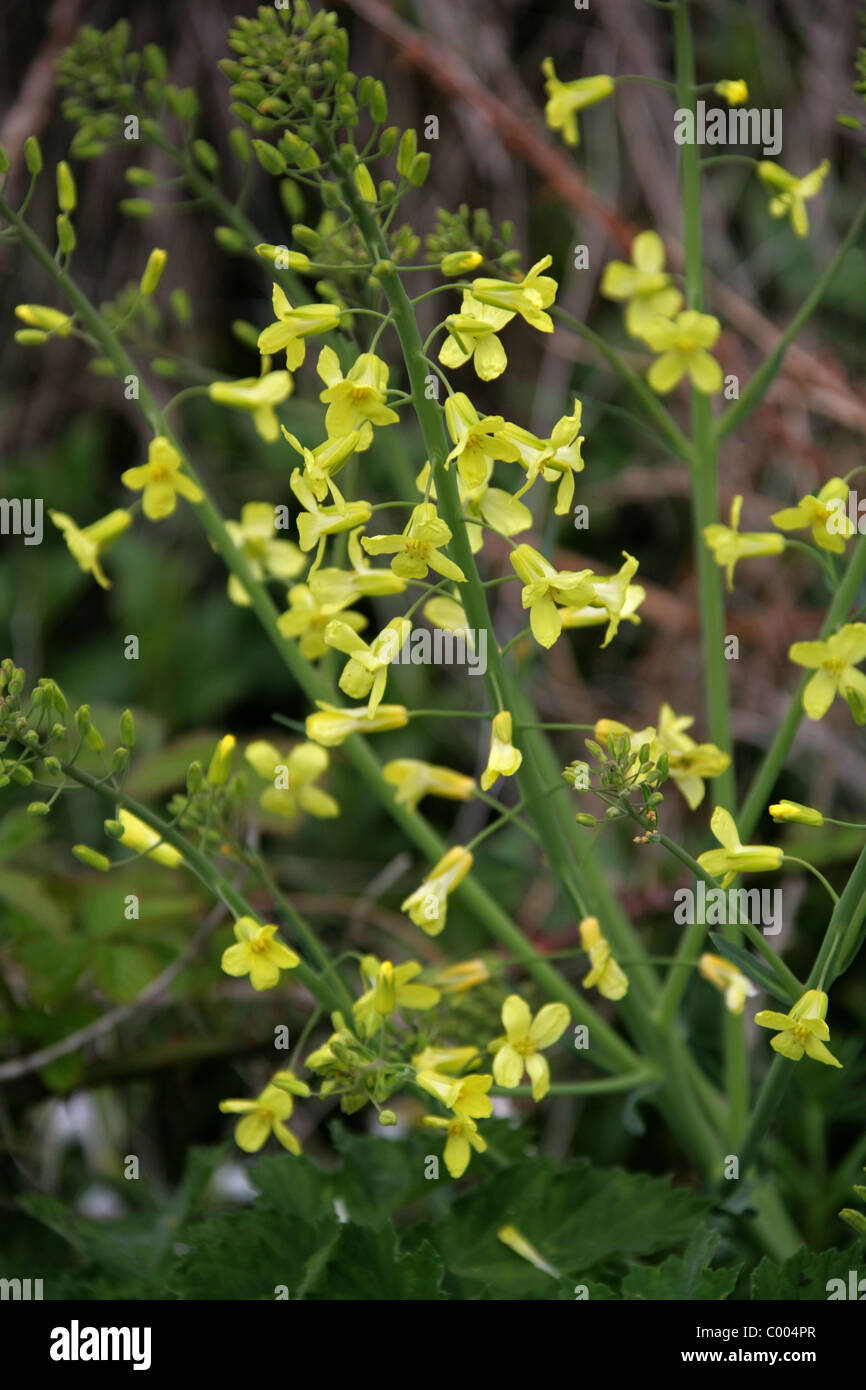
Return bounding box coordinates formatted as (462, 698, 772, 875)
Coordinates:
(768, 800, 823, 827)
(72, 844, 111, 872)
(440, 250, 483, 276)
(139, 248, 167, 296)
(378, 1109, 397, 1126)
(56, 161, 77, 212)
(24, 135, 42, 175)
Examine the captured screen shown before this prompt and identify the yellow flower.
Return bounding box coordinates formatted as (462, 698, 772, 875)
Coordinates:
(600, 231, 683, 340)
(643, 310, 723, 394)
(771, 478, 854, 555)
(245, 739, 339, 819)
(656, 703, 731, 810)
(481, 711, 523, 791)
(757, 160, 830, 238)
(257, 284, 341, 368)
(416, 1069, 493, 1119)
(423, 1113, 487, 1178)
(115, 808, 183, 867)
(510, 543, 596, 649)
(361, 502, 465, 582)
(219, 1073, 309, 1153)
(354, 956, 440, 1034)
(412, 1045, 482, 1073)
(583, 552, 641, 648)
(699, 953, 757, 1015)
(325, 615, 410, 715)
(383, 758, 475, 812)
(470, 255, 558, 332)
(440, 292, 513, 381)
(715, 80, 748, 105)
(49, 508, 131, 589)
(281, 426, 365, 502)
(754, 989, 842, 1067)
(220, 915, 300, 991)
(768, 800, 824, 827)
(416, 463, 531, 553)
(316, 346, 400, 438)
(696, 806, 783, 889)
(225, 501, 305, 605)
(305, 700, 409, 747)
(579, 917, 628, 1000)
(490, 994, 570, 1100)
(504, 401, 585, 515)
(401, 846, 473, 936)
(277, 582, 367, 659)
(541, 60, 614, 147)
(290, 469, 372, 551)
(703, 495, 785, 591)
(120, 436, 204, 520)
(560, 583, 645, 633)
(209, 370, 293, 442)
(444, 392, 521, 489)
(789, 623, 866, 722)
(427, 960, 491, 995)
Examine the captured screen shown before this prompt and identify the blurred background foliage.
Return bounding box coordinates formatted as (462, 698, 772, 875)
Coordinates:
(1, 0, 865, 1292)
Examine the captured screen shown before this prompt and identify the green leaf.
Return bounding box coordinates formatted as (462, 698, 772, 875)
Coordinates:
(0, 869, 69, 932)
(14, 933, 88, 1005)
(90, 942, 160, 1002)
(428, 1159, 710, 1299)
(316, 1226, 446, 1300)
(622, 1228, 742, 1300)
(330, 1125, 430, 1225)
(751, 1245, 862, 1300)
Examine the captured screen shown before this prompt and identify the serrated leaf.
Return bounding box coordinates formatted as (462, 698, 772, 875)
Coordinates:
(751, 1245, 859, 1300)
(622, 1228, 741, 1300)
(315, 1225, 446, 1300)
(428, 1159, 710, 1299)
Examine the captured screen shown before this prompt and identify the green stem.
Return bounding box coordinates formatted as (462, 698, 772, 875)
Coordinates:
(674, 0, 744, 1142)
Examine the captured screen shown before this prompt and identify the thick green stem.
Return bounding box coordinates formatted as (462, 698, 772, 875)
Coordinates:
(674, 0, 744, 1144)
